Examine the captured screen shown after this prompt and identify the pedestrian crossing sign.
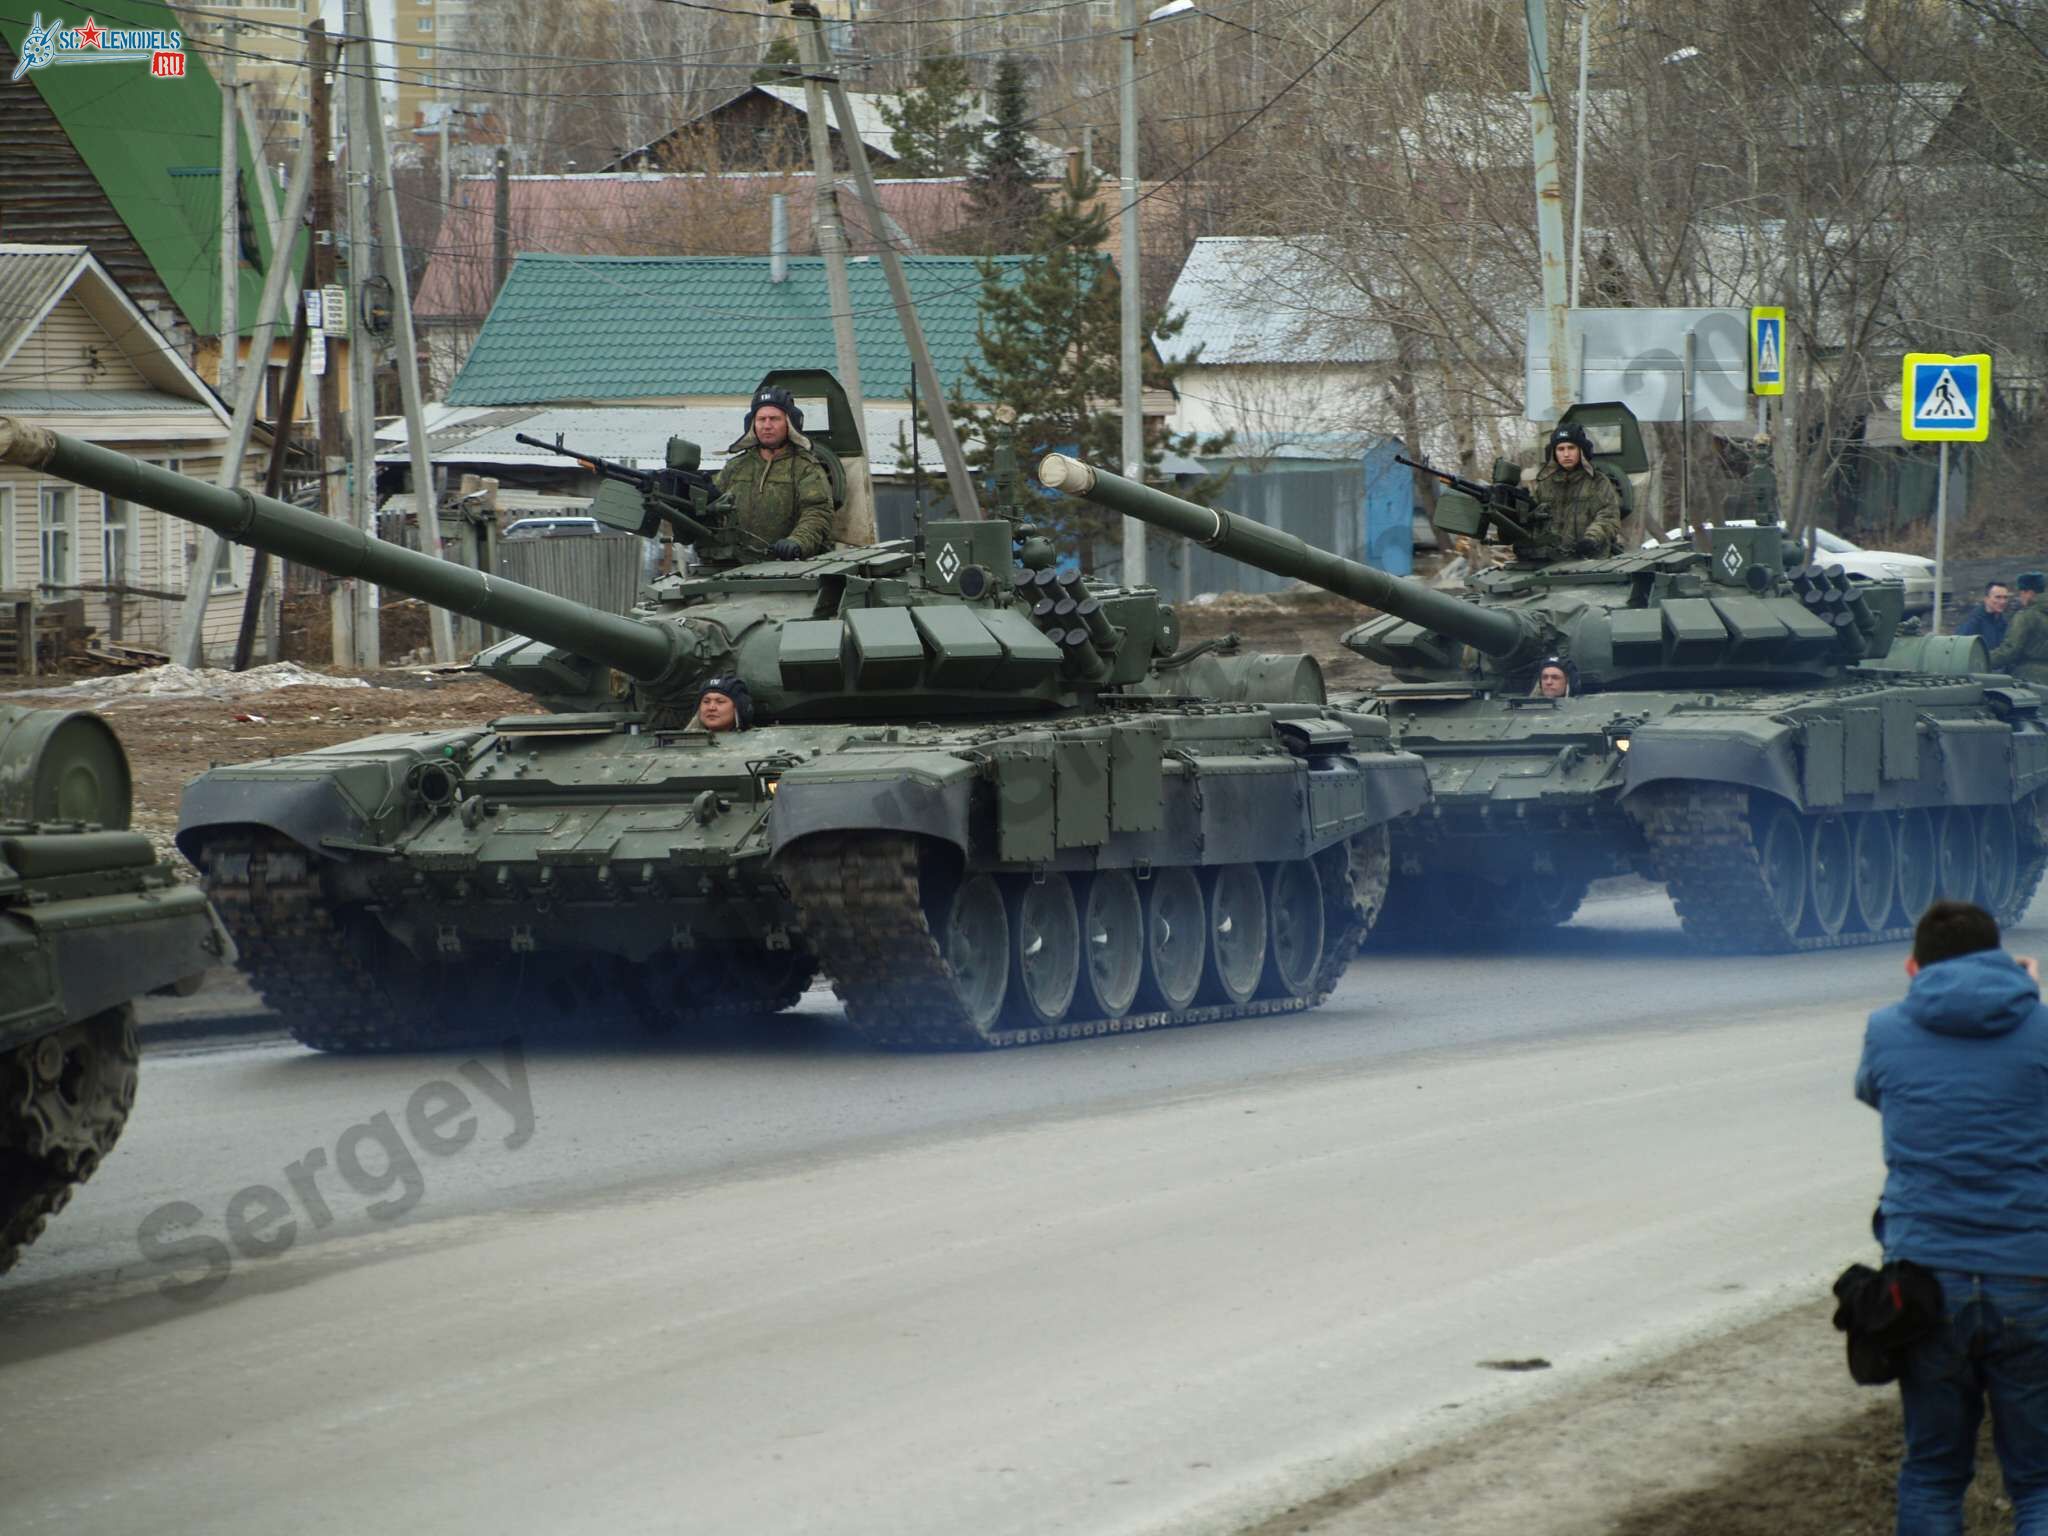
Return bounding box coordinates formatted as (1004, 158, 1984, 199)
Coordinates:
(1902, 353, 1991, 442)
(1750, 307, 1784, 395)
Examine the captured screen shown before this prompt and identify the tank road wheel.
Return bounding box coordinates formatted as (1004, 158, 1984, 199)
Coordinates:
(1975, 805, 2020, 916)
(1525, 874, 1593, 930)
(1895, 809, 1938, 924)
(1139, 866, 1206, 1012)
(1201, 863, 1269, 1006)
(1077, 872, 1144, 1022)
(0, 1005, 139, 1275)
(1849, 813, 1897, 933)
(1260, 859, 1326, 1000)
(1936, 807, 1980, 903)
(1755, 801, 1809, 939)
(1005, 875, 1081, 1030)
(1805, 814, 1855, 938)
(939, 874, 1012, 1036)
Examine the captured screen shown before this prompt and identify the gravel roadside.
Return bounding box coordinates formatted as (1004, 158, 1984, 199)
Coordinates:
(1242, 1295, 2013, 1536)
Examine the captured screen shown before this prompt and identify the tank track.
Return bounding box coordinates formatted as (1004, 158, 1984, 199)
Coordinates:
(0, 1005, 139, 1274)
(782, 832, 1369, 1050)
(1632, 785, 1916, 953)
(201, 831, 808, 1052)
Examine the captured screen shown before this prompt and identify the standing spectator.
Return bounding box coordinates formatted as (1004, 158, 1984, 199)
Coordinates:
(1991, 572, 2048, 682)
(1954, 580, 2012, 653)
(1855, 900, 2048, 1533)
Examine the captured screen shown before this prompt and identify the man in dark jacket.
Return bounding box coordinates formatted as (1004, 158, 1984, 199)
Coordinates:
(1954, 580, 2012, 654)
(715, 386, 835, 559)
(1856, 900, 2048, 1532)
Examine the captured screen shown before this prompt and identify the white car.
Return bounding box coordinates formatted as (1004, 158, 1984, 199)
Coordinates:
(1648, 522, 1936, 611)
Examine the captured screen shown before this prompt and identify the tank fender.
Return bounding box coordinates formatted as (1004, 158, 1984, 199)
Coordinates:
(768, 762, 975, 859)
(1619, 724, 1802, 805)
(0, 887, 221, 1050)
(175, 746, 449, 863)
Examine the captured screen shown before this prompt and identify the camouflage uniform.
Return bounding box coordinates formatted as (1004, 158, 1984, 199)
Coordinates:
(716, 431, 834, 556)
(1991, 603, 2048, 684)
(1519, 462, 1623, 563)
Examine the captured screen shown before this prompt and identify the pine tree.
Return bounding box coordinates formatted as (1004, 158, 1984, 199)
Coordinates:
(959, 57, 1047, 254)
(876, 53, 978, 178)
(919, 165, 1227, 559)
(752, 37, 798, 84)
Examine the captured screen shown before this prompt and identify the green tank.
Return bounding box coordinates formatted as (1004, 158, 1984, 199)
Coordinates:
(0, 704, 228, 1271)
(0, 412, 1428, 1050)
(1040, 433, 2048, 953)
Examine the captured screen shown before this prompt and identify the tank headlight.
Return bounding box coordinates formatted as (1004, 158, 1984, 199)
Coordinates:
(1613, 735, 1631, 753)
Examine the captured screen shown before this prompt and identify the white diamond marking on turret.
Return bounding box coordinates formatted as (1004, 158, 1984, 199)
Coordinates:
(935, 541, 961, 584)
(1721, 542, 1745, 579)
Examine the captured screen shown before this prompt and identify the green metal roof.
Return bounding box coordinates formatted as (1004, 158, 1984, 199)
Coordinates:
(0, 1, 294, 337)
(445, 254, 1036, 407)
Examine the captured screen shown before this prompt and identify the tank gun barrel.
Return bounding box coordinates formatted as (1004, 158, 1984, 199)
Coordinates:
(1037, 455, 1530, 660)
(0, 420, 681, 682)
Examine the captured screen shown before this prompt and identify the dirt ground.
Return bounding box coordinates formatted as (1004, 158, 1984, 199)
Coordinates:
(0, 664, 528, 870)
(1255, 1293, 2013, 1536)
(1173, 586, 1394, 691)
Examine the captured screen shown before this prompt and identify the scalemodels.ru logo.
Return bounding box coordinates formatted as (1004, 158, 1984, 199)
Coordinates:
(10, 13, 187, 81)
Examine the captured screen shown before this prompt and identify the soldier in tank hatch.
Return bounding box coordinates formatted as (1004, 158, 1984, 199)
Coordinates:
(717, 386, 834, 559)
(1520, 423, 1622, 563)
(1990, 572, 2048, 683)
(1531, 658, 1576, 699)
(692, 676, 753, 734)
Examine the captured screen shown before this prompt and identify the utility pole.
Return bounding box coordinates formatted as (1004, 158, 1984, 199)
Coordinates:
(365, 33, 457, 661)
(219, 20, 241, 401)
(1522, 0, 1572, 421)
(173, 124, 318, 666)
(801, 9, 979, 523)
(492, 147, 510, 299)
(307, 21, 351, 667)
(439, 113, 452, 205)
(344, 0, 380, 668)
(233, 236, 319, 671)
(788, 6, 879, 539)
(1118, 0, 1146, 579)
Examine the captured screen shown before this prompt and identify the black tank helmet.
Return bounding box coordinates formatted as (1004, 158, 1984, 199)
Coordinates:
(742, 385, 804, 437)
(1545, 422, 1594, 464)
(697, 675, 754, 729)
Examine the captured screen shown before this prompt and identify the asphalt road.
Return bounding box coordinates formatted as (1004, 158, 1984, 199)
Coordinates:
(6, 890, 2036, 1534)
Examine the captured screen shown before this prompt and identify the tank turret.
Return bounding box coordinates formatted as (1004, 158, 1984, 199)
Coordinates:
(1040, 452, 1923, 690)
(0, 418, 1287, 722)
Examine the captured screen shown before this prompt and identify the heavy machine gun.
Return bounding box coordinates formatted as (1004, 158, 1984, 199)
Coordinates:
(513, 431, 768, 563)
(1394, 453, 1543, 544)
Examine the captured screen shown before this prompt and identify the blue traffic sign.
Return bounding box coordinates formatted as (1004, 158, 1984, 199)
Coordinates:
(1750, 307, 1783, 396)
(1902, 353, 1991, 442)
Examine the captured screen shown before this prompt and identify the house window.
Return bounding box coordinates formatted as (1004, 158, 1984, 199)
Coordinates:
(39, 486, 74, 586)
(417, 15, 433, 29)
(416, 46, 431, 58)
(150, 461, 181, 588)
(103, 499, 135, 589)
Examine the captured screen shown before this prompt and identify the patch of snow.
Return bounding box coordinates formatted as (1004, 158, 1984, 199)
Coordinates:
(4, 662, 375, 704)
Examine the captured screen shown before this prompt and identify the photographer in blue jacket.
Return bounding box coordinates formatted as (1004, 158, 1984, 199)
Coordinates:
(1857, 899, 2048, 1535)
